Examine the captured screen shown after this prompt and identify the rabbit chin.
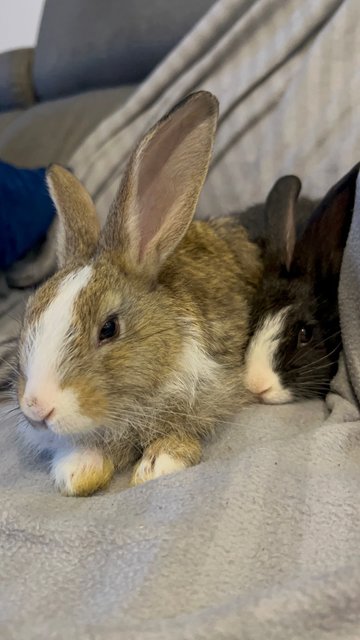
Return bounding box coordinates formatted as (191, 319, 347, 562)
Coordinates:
(44, 412, 99, 437)
(20, 411, 99, 441)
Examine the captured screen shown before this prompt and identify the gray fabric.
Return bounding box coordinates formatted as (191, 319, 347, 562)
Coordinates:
(0, 108, 23, 138)
(1, 1, 360, 638)
(2, 351, 360, 638)
(70, 0, 360, 224)
(339, 179, 360, 404)
(0, 48, 35, 111)
(0, 399, 335, 638)
(0, 85, 136, 167)
(34, 0, 214, 100)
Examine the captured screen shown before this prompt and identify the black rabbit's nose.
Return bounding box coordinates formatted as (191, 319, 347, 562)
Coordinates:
(257, 385, 272, 396)
(252, 386, 271, 402)
(247, 381, 272, 397)
(257, 388, 272, 403)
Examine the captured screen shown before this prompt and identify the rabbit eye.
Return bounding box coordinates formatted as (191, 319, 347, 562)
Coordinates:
(99, 317, 120, 343)
(297, 325, 313, 347)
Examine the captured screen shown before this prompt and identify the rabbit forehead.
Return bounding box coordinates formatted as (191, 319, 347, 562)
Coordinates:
(22, 265, 93, 383)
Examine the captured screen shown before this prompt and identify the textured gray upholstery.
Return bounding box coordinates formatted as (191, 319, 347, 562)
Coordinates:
(0, 109, 22, 138)
(0, 48, 34, 111)
(33, 0, 215, 100)
(0, 85, 135, 167)
(0, 0, 213, 166)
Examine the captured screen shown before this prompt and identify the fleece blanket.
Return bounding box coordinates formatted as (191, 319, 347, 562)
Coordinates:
(1, 1, 360, 638)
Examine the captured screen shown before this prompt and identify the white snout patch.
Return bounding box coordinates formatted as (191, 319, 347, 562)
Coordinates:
(20, 266, 93, 433)
(245, 308, 293, 404)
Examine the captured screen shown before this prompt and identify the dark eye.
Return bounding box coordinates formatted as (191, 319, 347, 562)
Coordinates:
(98, 317, 120, 343)
(297, 325, 313, 347)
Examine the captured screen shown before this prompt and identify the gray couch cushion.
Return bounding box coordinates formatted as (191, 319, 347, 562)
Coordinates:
(0, 84, 135, 167)
(0, 48, 35, 111)
(34, 0, 214, 100)
(0, 109, 23, 138)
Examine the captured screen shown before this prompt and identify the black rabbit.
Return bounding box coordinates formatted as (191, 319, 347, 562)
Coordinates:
(243, 162, 359, 403)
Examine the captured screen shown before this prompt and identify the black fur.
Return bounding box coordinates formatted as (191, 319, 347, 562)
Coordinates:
(249, 259, 341, 399)
(246, 163, 359, 400)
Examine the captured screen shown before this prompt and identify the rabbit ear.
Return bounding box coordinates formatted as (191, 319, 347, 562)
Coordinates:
(46, 164, 100, 268)
(294, 162, 360, 276)
(101, 91, 219, 279)
(264, 175, 302, 271)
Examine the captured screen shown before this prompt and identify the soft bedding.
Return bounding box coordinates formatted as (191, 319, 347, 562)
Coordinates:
(1, 1, 360, 638)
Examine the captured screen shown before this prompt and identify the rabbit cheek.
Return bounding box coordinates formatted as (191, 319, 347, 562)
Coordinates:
(245, 309, 293, 404)
(67, 376, 107, 426)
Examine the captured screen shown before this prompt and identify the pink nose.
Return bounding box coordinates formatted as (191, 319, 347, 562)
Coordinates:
(255, 385, 271, 397)
(246, 378, 272, 396)
(23, 396, 55, 423)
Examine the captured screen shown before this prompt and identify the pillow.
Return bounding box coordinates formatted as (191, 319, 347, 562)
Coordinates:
(0, 161, 55, 270)
(0, 48, 35, 111)
(34, 0, 214, 100)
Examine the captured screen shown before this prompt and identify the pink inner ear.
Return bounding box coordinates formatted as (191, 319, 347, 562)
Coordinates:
(136, 103, 205, 260)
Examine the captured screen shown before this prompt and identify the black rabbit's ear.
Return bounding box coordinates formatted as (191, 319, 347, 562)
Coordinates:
(295, 162, 360, 277)
(264, 175, 302, 271)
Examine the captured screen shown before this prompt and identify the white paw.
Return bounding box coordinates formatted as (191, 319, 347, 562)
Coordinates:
(132, 453, 186, 486)
(51, 448, 113, 496)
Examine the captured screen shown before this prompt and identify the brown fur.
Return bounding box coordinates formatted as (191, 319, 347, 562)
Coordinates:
(61, 454, 114, 497)
(18, 92, 263, 495)
(47, 164, 100, 267)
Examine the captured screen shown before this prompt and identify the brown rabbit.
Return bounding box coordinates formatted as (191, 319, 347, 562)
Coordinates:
(17, 92, 262, 496)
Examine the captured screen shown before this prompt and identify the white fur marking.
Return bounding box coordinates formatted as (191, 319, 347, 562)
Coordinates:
(245, 308, 293, 404)
(164, 329, 219, 402)
(47, 387, 99, 435)
(23, 266, 92, 399)
(51, 447, 104, 495)
(20, 266, 95, 433)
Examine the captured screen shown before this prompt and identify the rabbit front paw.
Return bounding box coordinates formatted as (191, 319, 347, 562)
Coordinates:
(131, 453, 186, 486)
(131, 434, 202, 486)
(51, 448, 114, 496)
